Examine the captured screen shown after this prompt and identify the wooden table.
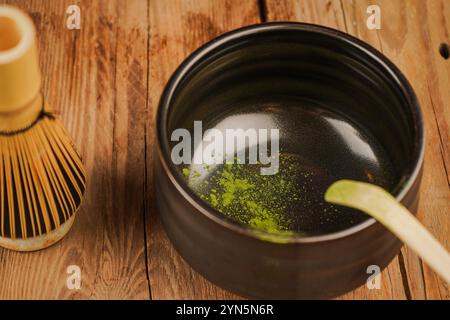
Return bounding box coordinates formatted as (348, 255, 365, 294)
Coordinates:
(0, 0, 448, 300)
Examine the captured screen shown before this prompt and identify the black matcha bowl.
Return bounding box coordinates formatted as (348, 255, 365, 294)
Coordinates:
(155, 23, 424, 299)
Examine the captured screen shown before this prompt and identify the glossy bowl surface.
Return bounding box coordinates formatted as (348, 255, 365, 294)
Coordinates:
(155, 22, 424, 299)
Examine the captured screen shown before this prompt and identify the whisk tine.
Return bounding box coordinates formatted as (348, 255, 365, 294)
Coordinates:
(16, 136, 37, 237)
(42, 119, 85, 198)
(50, 120, 86, 181)
(5, 139, 15, 239)
(11, 135, 27, 238)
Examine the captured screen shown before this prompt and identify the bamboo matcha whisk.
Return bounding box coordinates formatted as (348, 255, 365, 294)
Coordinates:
(0, 5, 86, 251)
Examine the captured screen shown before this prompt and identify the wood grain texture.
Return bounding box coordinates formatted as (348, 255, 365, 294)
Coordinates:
(146, 0, 260, 300)
(0, 0, 150, 299)
(266, 0, 450, 300)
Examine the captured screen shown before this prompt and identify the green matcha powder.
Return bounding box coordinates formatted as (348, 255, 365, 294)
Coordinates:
(182, 155, 303, 235)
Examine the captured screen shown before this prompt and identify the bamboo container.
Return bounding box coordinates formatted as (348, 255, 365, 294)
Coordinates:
(0, 5, 86, 251)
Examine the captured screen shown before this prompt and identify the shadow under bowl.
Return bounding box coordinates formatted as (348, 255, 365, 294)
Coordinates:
(155, 23, 424, 299)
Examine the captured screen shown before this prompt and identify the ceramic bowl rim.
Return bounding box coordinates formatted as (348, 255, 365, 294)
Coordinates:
(156, 22, 425, 244)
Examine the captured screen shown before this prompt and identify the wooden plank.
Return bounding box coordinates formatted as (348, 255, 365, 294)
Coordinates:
(0, 0, 150, 299)
(147, 0, 260, 299)
(103, 0, 150, 300)
(266, 0, 450, 300)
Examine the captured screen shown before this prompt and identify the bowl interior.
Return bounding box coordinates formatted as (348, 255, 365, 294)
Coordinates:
(164, 26, 420, 236)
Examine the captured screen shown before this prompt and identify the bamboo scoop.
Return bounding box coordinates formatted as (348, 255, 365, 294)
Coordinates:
(325, 180, 450, 283)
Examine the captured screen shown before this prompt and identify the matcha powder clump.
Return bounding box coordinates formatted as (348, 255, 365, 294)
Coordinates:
(183, 155, 303, 234)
